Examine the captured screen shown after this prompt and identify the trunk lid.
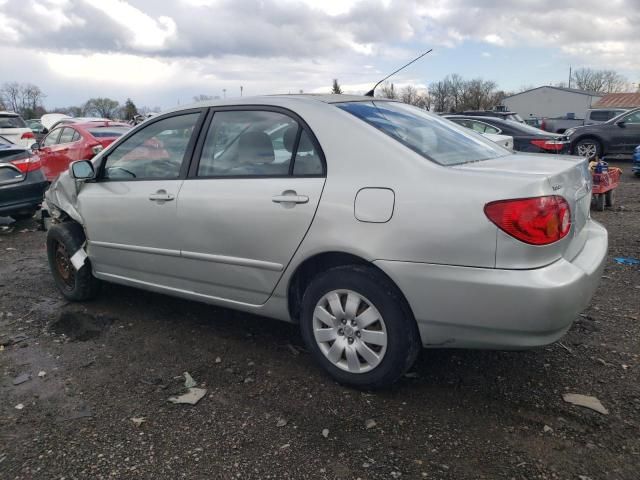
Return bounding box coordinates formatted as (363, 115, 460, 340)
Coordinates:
(455, 153, 592, 268)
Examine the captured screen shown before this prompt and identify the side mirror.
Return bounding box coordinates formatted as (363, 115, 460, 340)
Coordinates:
(616, 120, 626, 127)
(30, 142, 40, 151)
(70, 160, 95, 180)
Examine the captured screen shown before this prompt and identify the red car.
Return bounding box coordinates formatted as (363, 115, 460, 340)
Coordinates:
(38, 121, 130, 181)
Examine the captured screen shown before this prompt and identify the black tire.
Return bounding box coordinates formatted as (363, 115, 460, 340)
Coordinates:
(605, 189, 615, 207)
(573, 138, 602, 159)
(11, 210, 37, 221)
(299, 265, 420, 389)
(46, 222, 100, 301)
(594, 193, 605, 212)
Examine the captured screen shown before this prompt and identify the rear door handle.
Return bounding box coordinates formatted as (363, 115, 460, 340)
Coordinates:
(149, 190, 175, 202)
(272, 193, 309, 204)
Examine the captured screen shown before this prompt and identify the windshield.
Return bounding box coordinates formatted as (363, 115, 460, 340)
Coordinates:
(0, 114, 27, 129)
(609, 108, 640, 124)
(337, 101, 509, 165)
(88, 127, 130, 138)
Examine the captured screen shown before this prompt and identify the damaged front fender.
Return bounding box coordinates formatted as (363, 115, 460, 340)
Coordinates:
(44, 171, 85, 225)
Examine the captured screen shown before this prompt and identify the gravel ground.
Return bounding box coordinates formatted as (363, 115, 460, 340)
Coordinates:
(1, 161, 639, 480)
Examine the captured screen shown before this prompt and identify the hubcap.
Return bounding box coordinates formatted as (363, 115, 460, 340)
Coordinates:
(312, 290, 388, 374)
(577, 142, 597, 159)
(54, 241, 75, 289)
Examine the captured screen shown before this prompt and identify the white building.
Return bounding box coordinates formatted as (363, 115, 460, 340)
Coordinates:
(502, 86, 603, 120)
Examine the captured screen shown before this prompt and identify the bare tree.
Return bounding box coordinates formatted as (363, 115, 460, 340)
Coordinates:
(84, 98, 121, 119)
(377, 82, 398, 99)
(571, 68, 629, 93)
(430, 80, 449, 112)
(1, 82, 22, 113)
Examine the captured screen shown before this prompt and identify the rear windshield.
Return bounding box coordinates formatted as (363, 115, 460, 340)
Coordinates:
(87, 127, 130, 138)
(0, 115, 27, 129)
(505, 113, 524, 123)
(337, 101, 509, 165)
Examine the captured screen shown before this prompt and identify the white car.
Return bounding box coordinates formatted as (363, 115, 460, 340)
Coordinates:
(0, 111, 36, 148)
(484, 132, 513, 150)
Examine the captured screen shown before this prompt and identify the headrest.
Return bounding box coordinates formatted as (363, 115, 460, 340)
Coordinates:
(283, 125, 298, 152)
(237, 131, 274, 164)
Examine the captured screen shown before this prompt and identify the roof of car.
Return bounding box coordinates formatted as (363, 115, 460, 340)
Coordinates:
(0, 111, 20, 116)
(445, 115, 510, 123)
(168, 94, 388, 113)
(71, 121, 130, 129)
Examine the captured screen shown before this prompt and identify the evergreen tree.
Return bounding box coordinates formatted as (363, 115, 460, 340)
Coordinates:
(331, 79, 343, 94)
(123, 98, 139, 121)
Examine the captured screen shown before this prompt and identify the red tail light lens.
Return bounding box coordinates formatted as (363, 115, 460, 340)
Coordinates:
(21, 132, 35, 140)
(484, 196, 571, 245)
(530, 139, 566, 151)
(11, 153, 42, 173)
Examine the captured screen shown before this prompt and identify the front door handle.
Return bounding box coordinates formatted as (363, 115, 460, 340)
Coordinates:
(149, 190, 175, 202)
(272, 192, 309, 204)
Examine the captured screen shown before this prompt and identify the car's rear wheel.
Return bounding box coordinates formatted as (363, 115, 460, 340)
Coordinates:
(46, 222, 100, 301)
(299, 265, 420, 389)
(574, 138, 602, 159)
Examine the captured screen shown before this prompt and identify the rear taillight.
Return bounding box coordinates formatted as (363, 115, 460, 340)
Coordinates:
(530, 139, 566, 152)
(484, 196, 571, 245)
(10, 154, 42, 173)
(21, 132, 35, 140)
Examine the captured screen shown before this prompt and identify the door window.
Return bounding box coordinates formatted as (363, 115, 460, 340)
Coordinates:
(102, 113, 200, 180)
(71, 130, 81, 142)
(623, 111, 640, 124)
(470, 121, 500, 134)
(197, 110, 299, 177)
(292, 130, 323, 175)
(43, 129, 62, 147)
(589, 110, 611, 122)
(58, 128, 75, 144)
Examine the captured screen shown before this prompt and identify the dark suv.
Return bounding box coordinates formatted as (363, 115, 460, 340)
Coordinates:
(567, 108, 640, 158)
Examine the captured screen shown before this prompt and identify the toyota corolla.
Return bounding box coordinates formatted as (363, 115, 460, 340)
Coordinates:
(44, 95, 607, 388)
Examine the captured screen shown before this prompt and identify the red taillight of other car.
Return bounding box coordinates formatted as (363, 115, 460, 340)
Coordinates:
(484, 196, 571, 245)
(530, 139, 566, 152)
(21, 132, 35, 140)
(11, 153, 42, 173)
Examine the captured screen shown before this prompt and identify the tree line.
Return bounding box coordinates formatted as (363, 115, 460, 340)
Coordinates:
(0, 82, 157, 121)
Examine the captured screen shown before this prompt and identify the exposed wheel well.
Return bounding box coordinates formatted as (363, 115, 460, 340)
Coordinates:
(287, 252, 416, 325)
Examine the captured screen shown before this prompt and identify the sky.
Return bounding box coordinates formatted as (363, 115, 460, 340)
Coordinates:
(1, 0, 639, 110)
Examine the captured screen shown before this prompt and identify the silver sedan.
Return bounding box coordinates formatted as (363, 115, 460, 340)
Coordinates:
(44, 95, 608, 388)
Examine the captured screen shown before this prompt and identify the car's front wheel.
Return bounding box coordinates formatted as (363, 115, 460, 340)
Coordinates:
(46, 222, 101, 301)
(574, 138, 602, 159)
(300, 265, 420, 389)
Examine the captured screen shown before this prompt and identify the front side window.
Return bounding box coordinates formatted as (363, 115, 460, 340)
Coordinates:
(197, 110, 299, 177)
(338, 102, 509, 166)
(102, 113, 200, 180)
(43, 128, 62, 147)
(623, 111, 640, 124)
(58, 128, 75, 144)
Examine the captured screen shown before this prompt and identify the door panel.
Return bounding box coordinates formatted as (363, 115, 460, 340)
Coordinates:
(176, 178, 324, 304)
(78, 111, 203, 285)
(175, 109, 326, 305)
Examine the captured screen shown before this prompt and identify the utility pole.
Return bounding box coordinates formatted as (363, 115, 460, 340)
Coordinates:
(568, 66, 572, 88)
(240, 86, 243, 97)
(222, 89, 226, 98)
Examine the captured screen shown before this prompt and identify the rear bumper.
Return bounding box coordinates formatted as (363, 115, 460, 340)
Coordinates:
(375, 220, 608, 349)
(0, 171, 48, 216)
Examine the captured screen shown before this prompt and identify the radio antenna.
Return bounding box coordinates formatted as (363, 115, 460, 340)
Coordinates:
(364, 49, 433, 97)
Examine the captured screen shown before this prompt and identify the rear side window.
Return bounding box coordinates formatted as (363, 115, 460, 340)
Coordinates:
(0, 115, 27, 128)
(102, 113, 200, 180)
(338, 102, 509, 166)
(197, 110, 320, 177)
(589, 110, 613, 121)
